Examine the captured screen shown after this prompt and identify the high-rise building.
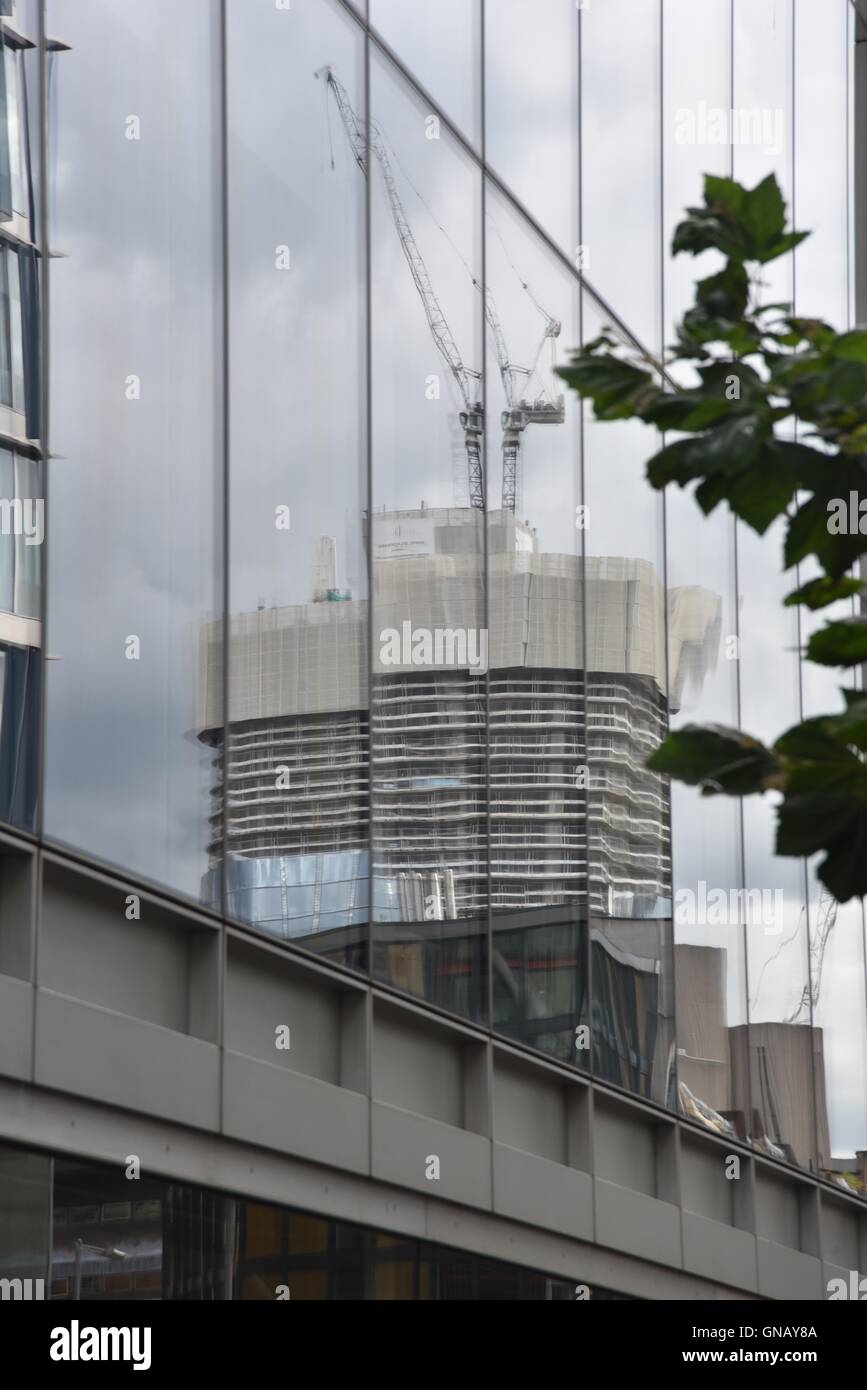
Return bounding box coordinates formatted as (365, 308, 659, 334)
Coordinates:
(0, 0, 865, 1303)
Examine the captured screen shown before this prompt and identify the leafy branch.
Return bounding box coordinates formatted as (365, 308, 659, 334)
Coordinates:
(557, 173, 867, 901)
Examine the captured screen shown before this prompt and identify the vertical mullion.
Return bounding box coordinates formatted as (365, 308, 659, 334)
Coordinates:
(36, 0, 47, 845)
(364, 8, 373, 986)
(218, 0, 230, 1131)
(730, 0, 754, 1177)
(658, 0, 675, 1113)
(578, 0, 590, 1080)
(481, 0, 492, 1035)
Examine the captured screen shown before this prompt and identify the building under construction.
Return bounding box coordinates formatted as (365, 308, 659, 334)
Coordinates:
(198, 506, 720, 1090)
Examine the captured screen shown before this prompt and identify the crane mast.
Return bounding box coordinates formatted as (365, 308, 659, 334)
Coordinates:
(484, 286, 564, 514)
(319, 66, 485, 510)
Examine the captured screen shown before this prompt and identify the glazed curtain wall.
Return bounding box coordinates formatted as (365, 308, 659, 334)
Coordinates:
(1, 1139, 626, 1300)
(35, 0, 867, 1192)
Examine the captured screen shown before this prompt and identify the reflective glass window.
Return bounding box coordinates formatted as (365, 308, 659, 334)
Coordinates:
(45, 0, 221, 901)
(370, 47, 486, 1020)
(223, 0, 367, 969)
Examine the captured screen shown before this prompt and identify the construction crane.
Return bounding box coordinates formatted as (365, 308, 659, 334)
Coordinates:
(484, 284, 564, 512)
(318, 65, 565, 514)
(317, 65, 485, 510)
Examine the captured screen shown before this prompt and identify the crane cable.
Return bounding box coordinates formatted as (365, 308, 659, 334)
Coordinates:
(323, 83, 556, 409)
(378, 127, 558, 402)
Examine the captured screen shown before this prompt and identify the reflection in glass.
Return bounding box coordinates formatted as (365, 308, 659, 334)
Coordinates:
(217, 0, 368, 969)
(485, 181, 585, 1062)
(0, 1141, 599, 1301)
(485, 0, 579, 258)
(580, 53, 677, 1113)
(369, 50, 486, 1019)
(663, 0, 748, 1148)
(46, 0, 221, 899)
(370, 0, 481, 150)
(581, 0, 661, 349)
(793, 0, 867, 1197)
(733, 0, 815, 1175)
(739, 522, 814, 1171)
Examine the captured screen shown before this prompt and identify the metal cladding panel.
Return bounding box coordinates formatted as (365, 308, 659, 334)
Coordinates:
(34, 991, 220, 1131)
(493, 1142, 593, 1241)
(682, 1210, 758, 1293)
(371, 1100, 492, 1208)
(594, 1177, 682, 1269)
(222, 1050, 369, 1175)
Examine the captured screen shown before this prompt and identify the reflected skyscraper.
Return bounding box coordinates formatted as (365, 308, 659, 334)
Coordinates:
(200, 504, 719, 1097)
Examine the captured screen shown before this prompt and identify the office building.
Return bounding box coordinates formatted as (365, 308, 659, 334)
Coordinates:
(0, 0, 866, 1301)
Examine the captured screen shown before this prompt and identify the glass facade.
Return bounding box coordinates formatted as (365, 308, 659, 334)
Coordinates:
(0, 1140, 629, 1301)
(0, 0, 858, 1272)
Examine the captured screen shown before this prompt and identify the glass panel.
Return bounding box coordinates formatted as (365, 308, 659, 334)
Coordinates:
(0, 30, 11, 221)
(580, 330, 674, 1104)
(733, 0, 814, 1174)
(370, 0, 480, 150)
(794, 0, 867, 1195)
(4, 46, 26, 220)
(485, 179, 585, 1063)
(732, 0, 794, 306)
(0, 1137, 627, 1300)
(370, 48, 486, 1021)
(0, 245, 11, 405)
(13, 450, 41, 617)
(581, 0, 672, 1100)
(485, 0, 579, 258)
(7, 241, 23, 411)
(223, 0, 367, 969)
(738, 523, 813, 1170)
(0, 445, 13, 609)
(45, 0, 221, 901)
(0, 641, 37, 825)
(0, 1146, 51, 1289)
(581, 0, 661, 348)
(663, 0, 748, 1145)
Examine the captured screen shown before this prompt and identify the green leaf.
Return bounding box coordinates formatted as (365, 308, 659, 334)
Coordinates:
(646, 725, 780, 795)
(807, 617, 867, 667)
(742, 173, 786, 248)
(823, 696, 867, 752)
(703, 175, 746, 217)
(784, 575, 864, 610)
(777, 795, 867, 901)
(832, 330, 867, 364)
(646, 412, 765, 491)
(555, 353, 652, 420)
(696, 262, 749, 320)
(754, 230, 809, 264)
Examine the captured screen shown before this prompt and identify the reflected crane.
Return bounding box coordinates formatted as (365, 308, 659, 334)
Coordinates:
(318, 65, 565, 513)
(484, 281, 564, 512)
(317, 65, 484, 509)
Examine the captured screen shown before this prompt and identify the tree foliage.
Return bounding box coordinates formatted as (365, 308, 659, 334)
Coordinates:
(557, 173, 867, 902)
